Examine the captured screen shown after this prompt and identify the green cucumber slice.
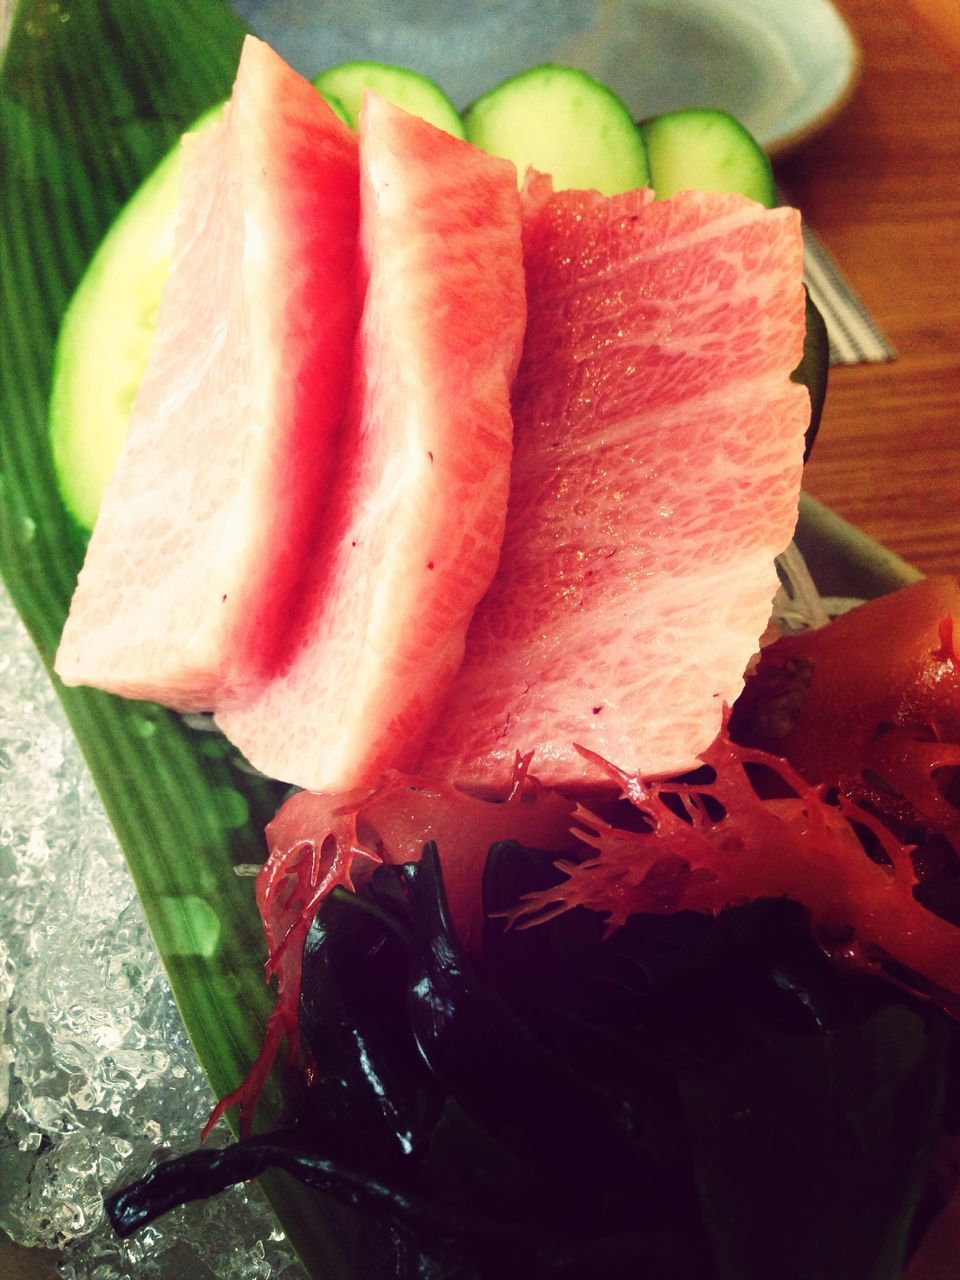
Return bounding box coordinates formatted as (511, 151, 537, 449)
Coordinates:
(317, 89, 350, 126)
(463, 63, 650, 196)
(49, 103, 224, 531)
(640, 108, 775, 207)
(313, 60, 464, 136)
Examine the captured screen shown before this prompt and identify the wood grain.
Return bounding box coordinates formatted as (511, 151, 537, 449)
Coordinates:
(776, 0, 960, 578)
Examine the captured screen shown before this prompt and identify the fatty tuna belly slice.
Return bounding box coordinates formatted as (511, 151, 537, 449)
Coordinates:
(421, 181, 809, 793)
(55, 37, 360, 710)
(216, 95, 525, 791)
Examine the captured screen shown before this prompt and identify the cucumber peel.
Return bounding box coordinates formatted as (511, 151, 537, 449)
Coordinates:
(640, 108, 776, 207)
(464, 64, 650, 196)
(313, 61, 464, 136)
(317, 89, 350, 127)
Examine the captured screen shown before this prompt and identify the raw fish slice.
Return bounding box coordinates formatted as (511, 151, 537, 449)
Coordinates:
(216, 95, 524, 790)
(421, 179, 808, 792)
(56, 37, 360, 709)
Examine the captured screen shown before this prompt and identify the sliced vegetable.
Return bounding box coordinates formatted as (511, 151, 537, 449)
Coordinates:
(463, 64, 650, 195)
(48, 102, 223, 531)
(318, 89, 350, 126)
(313, 60, 464, 136)
(640, 108, 776, 207)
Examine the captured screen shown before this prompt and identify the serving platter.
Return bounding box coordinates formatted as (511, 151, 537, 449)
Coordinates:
(0, 0, 908, 1276)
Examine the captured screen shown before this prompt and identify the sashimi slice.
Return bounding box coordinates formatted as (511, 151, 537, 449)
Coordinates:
(55, 37, 361, 709)
(216, 95, 525, 790)
(421, 176, 809, 792)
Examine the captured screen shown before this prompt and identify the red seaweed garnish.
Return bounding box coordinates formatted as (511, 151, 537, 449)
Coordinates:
(506, 724, 960, 1013)
(204, 791, 380, 1139)
(207, 763, 576, 1135)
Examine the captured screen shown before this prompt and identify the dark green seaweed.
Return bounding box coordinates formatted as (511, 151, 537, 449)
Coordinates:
(106, 845, 952, 1280)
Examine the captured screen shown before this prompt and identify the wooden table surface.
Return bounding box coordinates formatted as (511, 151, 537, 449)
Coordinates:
(776, 0, 959, 579)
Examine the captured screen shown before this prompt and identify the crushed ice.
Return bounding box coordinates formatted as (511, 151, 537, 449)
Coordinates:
(0, 586, 305, 1279)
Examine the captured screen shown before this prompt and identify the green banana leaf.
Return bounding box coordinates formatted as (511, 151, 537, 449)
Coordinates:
(0, 1, 356, 1273)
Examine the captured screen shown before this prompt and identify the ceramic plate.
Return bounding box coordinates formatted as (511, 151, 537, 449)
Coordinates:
(229, 0, 861, 155)
(574, 0, 862, 153)
(555, 0, 865, 153)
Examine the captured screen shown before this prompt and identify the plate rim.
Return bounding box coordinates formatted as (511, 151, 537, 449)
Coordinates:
(703, 0, 864, 155)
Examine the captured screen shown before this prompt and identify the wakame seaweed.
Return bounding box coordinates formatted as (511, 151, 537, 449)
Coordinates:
(107, 843, 952, 1280)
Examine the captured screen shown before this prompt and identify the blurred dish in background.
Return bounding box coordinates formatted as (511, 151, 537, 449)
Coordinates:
(583, 0, 861, 154)
(229, 0, 860, 154)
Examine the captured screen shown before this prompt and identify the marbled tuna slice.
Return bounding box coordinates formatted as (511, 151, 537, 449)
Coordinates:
(216, 94, 524, 790)
(56, 37, 361, 709)
(421, 178, 808, 792)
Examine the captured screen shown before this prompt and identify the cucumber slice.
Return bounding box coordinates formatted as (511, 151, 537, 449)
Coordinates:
(640, 108, 776, 207)
(313, 60, 464, 136)
(316, 88, 350, 126)
(49, 103, 224, 531)
(463, 64, 650, 196)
